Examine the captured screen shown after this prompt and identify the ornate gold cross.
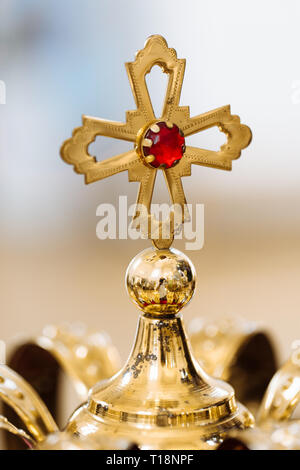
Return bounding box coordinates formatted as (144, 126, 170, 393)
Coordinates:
(61, 35, 251, 247)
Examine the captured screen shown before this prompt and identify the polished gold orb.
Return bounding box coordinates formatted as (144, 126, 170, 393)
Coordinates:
(126, 247, 196, 315)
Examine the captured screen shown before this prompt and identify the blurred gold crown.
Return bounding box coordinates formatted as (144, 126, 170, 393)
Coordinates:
(1, 319, 300, 449)
(0, 36, 299, 451)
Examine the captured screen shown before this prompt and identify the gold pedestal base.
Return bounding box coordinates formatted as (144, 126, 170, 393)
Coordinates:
(67, 312, 253, 449)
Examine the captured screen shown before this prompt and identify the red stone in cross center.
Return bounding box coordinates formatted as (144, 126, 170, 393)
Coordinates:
(142, 121, 185, 169)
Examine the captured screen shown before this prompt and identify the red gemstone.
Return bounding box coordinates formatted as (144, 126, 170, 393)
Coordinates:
(143, 122, 185, 169)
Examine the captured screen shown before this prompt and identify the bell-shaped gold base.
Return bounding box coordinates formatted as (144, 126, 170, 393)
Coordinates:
(67, 312, 253, 449)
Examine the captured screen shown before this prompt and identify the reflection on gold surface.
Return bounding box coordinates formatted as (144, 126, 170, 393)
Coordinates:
(66, 248, 254, 450)
(126, 247, 195, 314)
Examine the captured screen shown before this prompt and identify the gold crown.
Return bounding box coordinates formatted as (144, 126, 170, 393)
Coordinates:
(0, 36, 299, 451)
(1, 320, 300, 449)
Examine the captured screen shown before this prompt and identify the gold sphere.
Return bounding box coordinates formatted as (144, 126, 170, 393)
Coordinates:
(126, 247, 196, 315)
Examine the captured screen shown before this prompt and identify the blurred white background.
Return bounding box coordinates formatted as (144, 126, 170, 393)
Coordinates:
(0, 0, 299, 363)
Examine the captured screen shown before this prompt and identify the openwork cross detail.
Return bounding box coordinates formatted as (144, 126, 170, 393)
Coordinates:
(61, 35, 251, 247)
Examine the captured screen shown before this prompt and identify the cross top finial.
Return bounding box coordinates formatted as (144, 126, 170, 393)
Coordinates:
(61, 35, 251, 248)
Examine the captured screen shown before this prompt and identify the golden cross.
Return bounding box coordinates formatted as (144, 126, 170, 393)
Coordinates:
(61, 35, 251, 248)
